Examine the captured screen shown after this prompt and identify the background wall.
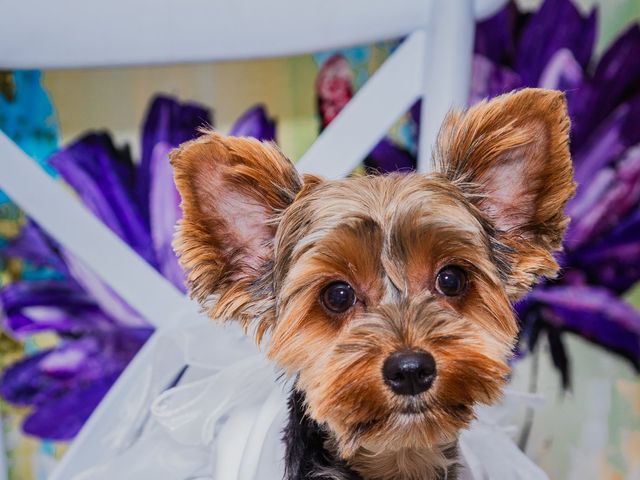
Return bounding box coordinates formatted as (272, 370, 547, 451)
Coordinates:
(42, 56, 319, 162)
(42, 0, 640, 160)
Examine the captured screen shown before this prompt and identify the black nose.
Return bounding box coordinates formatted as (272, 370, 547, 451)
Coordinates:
(382, 351, 436, 396)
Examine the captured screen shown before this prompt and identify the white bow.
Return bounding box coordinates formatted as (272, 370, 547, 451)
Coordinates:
(70, 317, 549, 480)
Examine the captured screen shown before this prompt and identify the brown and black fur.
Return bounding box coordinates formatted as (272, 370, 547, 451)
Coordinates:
(171, 89, 576, 480)
(283, 389, 459, 480)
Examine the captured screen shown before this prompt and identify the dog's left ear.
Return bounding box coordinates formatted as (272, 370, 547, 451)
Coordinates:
(435, 88, 576, 298)
(171, 131, 301, 334)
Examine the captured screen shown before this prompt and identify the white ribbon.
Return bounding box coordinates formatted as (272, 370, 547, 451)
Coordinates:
(69, 318, 549, 480)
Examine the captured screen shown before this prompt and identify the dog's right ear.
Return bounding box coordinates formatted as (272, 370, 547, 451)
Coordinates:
(434, 89, 575, 299)
(170, 131, 301, 333)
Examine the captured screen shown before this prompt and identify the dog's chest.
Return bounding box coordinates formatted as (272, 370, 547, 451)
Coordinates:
(348, 444, 458, 480)
(282, 389, 459, 480)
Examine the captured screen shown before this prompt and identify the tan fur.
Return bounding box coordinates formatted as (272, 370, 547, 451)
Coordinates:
(435, 89, 575, 299)
(350, 444, 456, 480)
(170, 131, 301, 340)
(171, 89, 576, 479)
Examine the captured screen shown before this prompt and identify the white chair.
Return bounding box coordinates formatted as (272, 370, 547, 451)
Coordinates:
(0, 1, 507, 478)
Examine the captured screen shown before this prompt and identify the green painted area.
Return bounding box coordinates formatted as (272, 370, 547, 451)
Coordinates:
(595, 0, 640, 56)
(285, 54, 319, 162)
(625, 283, 640, 309)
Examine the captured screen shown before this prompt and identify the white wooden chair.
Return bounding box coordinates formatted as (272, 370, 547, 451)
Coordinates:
(0, 1, 507, 478)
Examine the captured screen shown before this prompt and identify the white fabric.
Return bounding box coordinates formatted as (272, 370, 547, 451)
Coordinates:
(69, 320, 549, 480)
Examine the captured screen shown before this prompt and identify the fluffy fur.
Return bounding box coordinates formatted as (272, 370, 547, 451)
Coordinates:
(171, 89, 576, 480)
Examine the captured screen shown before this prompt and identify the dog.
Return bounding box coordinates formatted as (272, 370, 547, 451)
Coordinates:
(170, 88, 575, 480)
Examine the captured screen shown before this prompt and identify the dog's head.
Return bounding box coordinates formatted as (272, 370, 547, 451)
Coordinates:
(171, 89, 575, 456)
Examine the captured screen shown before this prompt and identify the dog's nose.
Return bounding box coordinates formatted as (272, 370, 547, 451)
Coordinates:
(382, 351, 436, 396)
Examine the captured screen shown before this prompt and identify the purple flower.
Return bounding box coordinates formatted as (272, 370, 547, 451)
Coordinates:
(229, 104, 276, 141)
(0, 329, 151, 440)
(138, 96, 212, 224)
(1, 280, 106, 337)
(367, 138, 415, 174)
(1, 96, 278, 439)
(514, 0, 596, 86)
(475, 0, 640, 384)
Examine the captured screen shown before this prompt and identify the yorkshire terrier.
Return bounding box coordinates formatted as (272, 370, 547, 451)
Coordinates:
(170, 88, 575, 480)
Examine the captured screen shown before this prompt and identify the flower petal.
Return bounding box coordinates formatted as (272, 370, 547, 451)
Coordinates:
(527, 285, 640, 367)
(1, 280, 98, 311)
(469, 55, 521, 105)
(605, 206, 640, 246)
(0, 350, 63, 406)
(571, 25, 640, 145)
(572, 95, 640, 189)
(0, 279, 108, 336)
(22, 372, 119, 440)
(538, 48, 583, 91)
(229, 105, 276, 141)
(571, 214, 640, 294)
(1, 327, 151, 439)
(474, 0, 519, 64)
(48, 133, 156, 265)
(148, 141, 185, 292)
(365, 138, 415, 173)
(38, 339, 96, 379)
(4, 220, 67, 273)
(515, 0, 596, 85)
(139, 95, 211, 222)
(567, 145, 640, 250)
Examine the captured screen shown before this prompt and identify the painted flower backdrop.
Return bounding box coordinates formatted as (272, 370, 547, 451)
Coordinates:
(317, 0, 640, 387)
(0, 96, 276, 440)
(474, 0, 640, 388)
(314, 47, 416, 174)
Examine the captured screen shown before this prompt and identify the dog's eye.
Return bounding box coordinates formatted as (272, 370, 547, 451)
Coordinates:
(435, 266, 467, 296)
(321, 282, 356, 313)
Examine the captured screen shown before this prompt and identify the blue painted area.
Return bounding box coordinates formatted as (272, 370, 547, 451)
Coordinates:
(397, 119, 418, 155)
(0, 72, 63, 278)
(0, 71, 59, 204)
(20, 263, 65, 282)
(314, 46, 373, 88)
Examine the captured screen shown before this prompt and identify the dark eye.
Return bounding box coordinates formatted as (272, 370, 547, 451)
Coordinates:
(321, 281, 356, 313)
(435, 266, 467, 296)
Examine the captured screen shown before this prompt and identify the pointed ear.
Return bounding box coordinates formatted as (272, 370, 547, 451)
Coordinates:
(171, 131, 301, 332)
(435, 88, 576, 298)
